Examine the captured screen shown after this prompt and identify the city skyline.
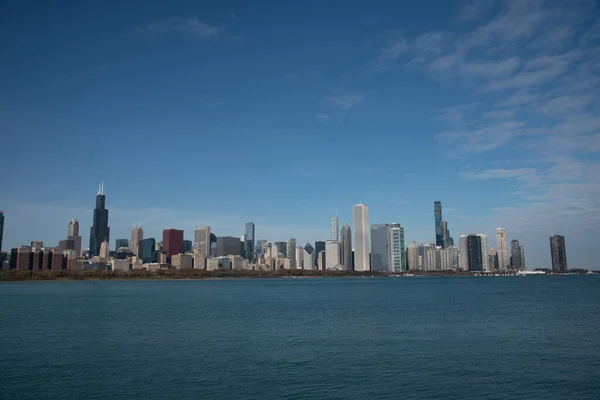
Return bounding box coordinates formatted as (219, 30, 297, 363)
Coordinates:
(1, 1, 599, 269)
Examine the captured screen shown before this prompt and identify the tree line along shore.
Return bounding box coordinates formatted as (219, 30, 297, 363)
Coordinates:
(0, 268, 594, 281)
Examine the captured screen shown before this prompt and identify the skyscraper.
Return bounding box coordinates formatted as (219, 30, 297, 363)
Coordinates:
(330, 215, 339, 241)
(353, 204, 370, 271)
(303, 243, 315, 271)
(550, 235, 567, 272)
(496, 227, 509, 272)
(138, 238, 156, 263)
(520, 246, 526, 271)
(130, 225, 143, 256)
(407, 241, 419, 270)
(390, 223, 405, 272)
(115, 239, 129, 250)
(287, 238, 296, 269)
(371, 224, 390, 272)
(510, 240, 522, 271)
(183, 240, 192, 253)
(99, 240, 109, 260)
(244, 222, 255, 261)
(314, 241, 325, 267)
(89, 183, 110, 257)
(434, 201, 443, 247)
(216, 236, 242, 257)
(466, 234, 483, 271)
(458, 235, 468, 270)
(0, 211, 3, 253)
(488, 249, 499, 272)
(163, 229, 184, 261)
(325, 240, 341, 269)
(193, 226, 211, 256)
(340, 222, 352, 271)
(478, 234, 489, 272)
(67, 219, 82, 255)
(275, 241, 287, 257)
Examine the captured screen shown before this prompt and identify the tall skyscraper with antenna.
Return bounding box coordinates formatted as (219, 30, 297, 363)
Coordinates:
(89, 182, 110, 257)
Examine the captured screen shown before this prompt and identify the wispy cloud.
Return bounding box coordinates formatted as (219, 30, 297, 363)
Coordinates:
(314, 114, 331, 122)
(326, 93, 364, 110)
(131, 17, 224, 40)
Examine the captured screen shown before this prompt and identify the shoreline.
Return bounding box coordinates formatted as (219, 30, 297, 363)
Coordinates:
(0, 269, 596, 282)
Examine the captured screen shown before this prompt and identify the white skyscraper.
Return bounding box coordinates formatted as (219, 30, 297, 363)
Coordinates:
(130, 224, 143, 256)
(478, 234, 489, 272)
(194, 226, 211, 256)
(459, 235, 468, 271)
(353, 204, 370, 271)
(325, 240, 341, 269)
(295, 246, 304, 269)
(330, 215, 339, 241)
(496, 228, 510, 272)
(99, 240, 109, 260)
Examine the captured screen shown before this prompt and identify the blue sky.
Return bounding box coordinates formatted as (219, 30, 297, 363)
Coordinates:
(1, 0, 599, 269)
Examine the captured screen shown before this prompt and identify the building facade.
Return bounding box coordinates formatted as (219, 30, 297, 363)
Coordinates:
(353, 204, 370, 271)
(216, 236, 242, 257)
(130, 225, 143, 256)
(407, 241, 419, 270)
(244, 222, 255, 261)
(466, 234, 483, 271)
(390, 223, 405, 272)
(510, 240, 522, 271)
(340, 222, 352, 271)
(459, 235, 468, 270)
(138, 238, 156, 263)
(303, 243, 315, 271)
(496, 227, 509, 272)
(434, 201, 443, 247)
(325, 240, 341, 269)
(115, 239, 129, 250)
(89, 183, 110, 257)
(550, 235, 567, 272)
(370, 224, 390, 272)
(163, 229, 184, 261)
(193, 226, 211, 257)
(286, 238, 296, 269)
(330, 215, 339, 241)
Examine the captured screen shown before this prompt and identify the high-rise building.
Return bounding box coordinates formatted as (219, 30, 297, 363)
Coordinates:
(407, 241, 419, 270)
(466, 234, 483, 271)
(330, 215, 339, 241)
(115, 239, 129, 250)
(130, 225, 143, 256)
(193, 226, 211, 256)
(510, 240, 521, 271)
(458, 235, 468, 270)
(66, 219, 82, 255)
(0, 211, 4, 253)
(353, 204, 370, 271)
(302, 243, 315, 271)
(295, 246, 304, 269)
(550, 235, 567, 272)
(441, 221, 454, 248)
(314, 241, 325, 268)
(138, 238, 156, 263)
(520, 246, 526, 271)
(390, 223, 405, 272)
(274, 241, 287, 257)
(340, 222, 352, 271)
(496, 228, 510, 272)
(423, 245, 454, 271)
(216, 236, 242, 257)
(325, 240, 341, 269)
(89, 182, 110, 257)
(286, 238, 296, 269)
(163, 229, 184, 261)
(244, 222, 255, 261)
(183, 240, 192, 253)
(371, 224, 390, 272)
(488, 249, 499, 272)
(478, 234, 489, 272)
(99, 240, 110, 260)
(434, 201, 443, 247)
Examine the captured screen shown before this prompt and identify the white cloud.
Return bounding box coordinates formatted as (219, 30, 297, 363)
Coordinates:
(326, 93, 364, 110)
(314, 114, 331, 122)
(131, 17, 224, 39)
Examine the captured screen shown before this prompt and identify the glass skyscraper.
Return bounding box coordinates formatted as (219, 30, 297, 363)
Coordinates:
(138, 238, 156, 263)
(550, 235, 567, 272)
(244, 222, 255, 261)
(370, 224, 390, 272)
(89, 183, 110, 257)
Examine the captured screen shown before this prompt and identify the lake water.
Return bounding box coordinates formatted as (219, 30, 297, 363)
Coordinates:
(1, 276, 599, 399)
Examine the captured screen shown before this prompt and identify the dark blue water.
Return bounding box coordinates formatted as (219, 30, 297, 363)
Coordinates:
(1, 276, 599, 399)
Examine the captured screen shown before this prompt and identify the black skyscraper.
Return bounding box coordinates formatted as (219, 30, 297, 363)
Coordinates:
(434, 201, 443, 247)
(0, 211, 4, 253)
(466, 234, 483, 271)
(89, 183, 110, 257)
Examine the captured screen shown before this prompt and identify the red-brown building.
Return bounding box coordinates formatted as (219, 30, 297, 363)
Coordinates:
(162, 229, 184, 262)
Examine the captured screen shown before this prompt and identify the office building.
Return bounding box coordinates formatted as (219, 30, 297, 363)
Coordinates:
(478, 234, 489, 272)
(163, 229, 184, 261)
(130, 225, 143, 256)
(100, 240, 109, 260)
(466, 234, 483, 271)
(390, 223, 405, 272)
(488, 249, 499, 272)
(138, 238, 156, 263)
(303, 243, 315, 271)
(216, 236, 242, 257)
(510, 240, 521, 271)
(520, 246, 526, 270)
(67, 219, 82, 255)
(314, 241, 325, 268)
(59, 239, 75, 251)
(295, 246, 304, 269)
(423, 246, 453, 271)
(244, 222, 255, 261)
(183, 240, 192, 253)
(89, 182, 110, 257)
(353, 204, 369, 271)
(458, 235, 468, 270)
(325, 240, 341, 269)
(434, 201, 443, 247)
(171, 254, 193, 269)
(193, 226, 211, 256)
(112, 260, 130, 272)
(286, 238, 296, 269)
(274, 241, 287, 257)
(407, 241, 419, 270)
(371, 224, 390, 272)
(496, 228, 509, 272)
(340, 222, 352, 271)
(115, 239, 129, 250)
(550, 235, 567, 272)
(330, 215, 339, 241)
